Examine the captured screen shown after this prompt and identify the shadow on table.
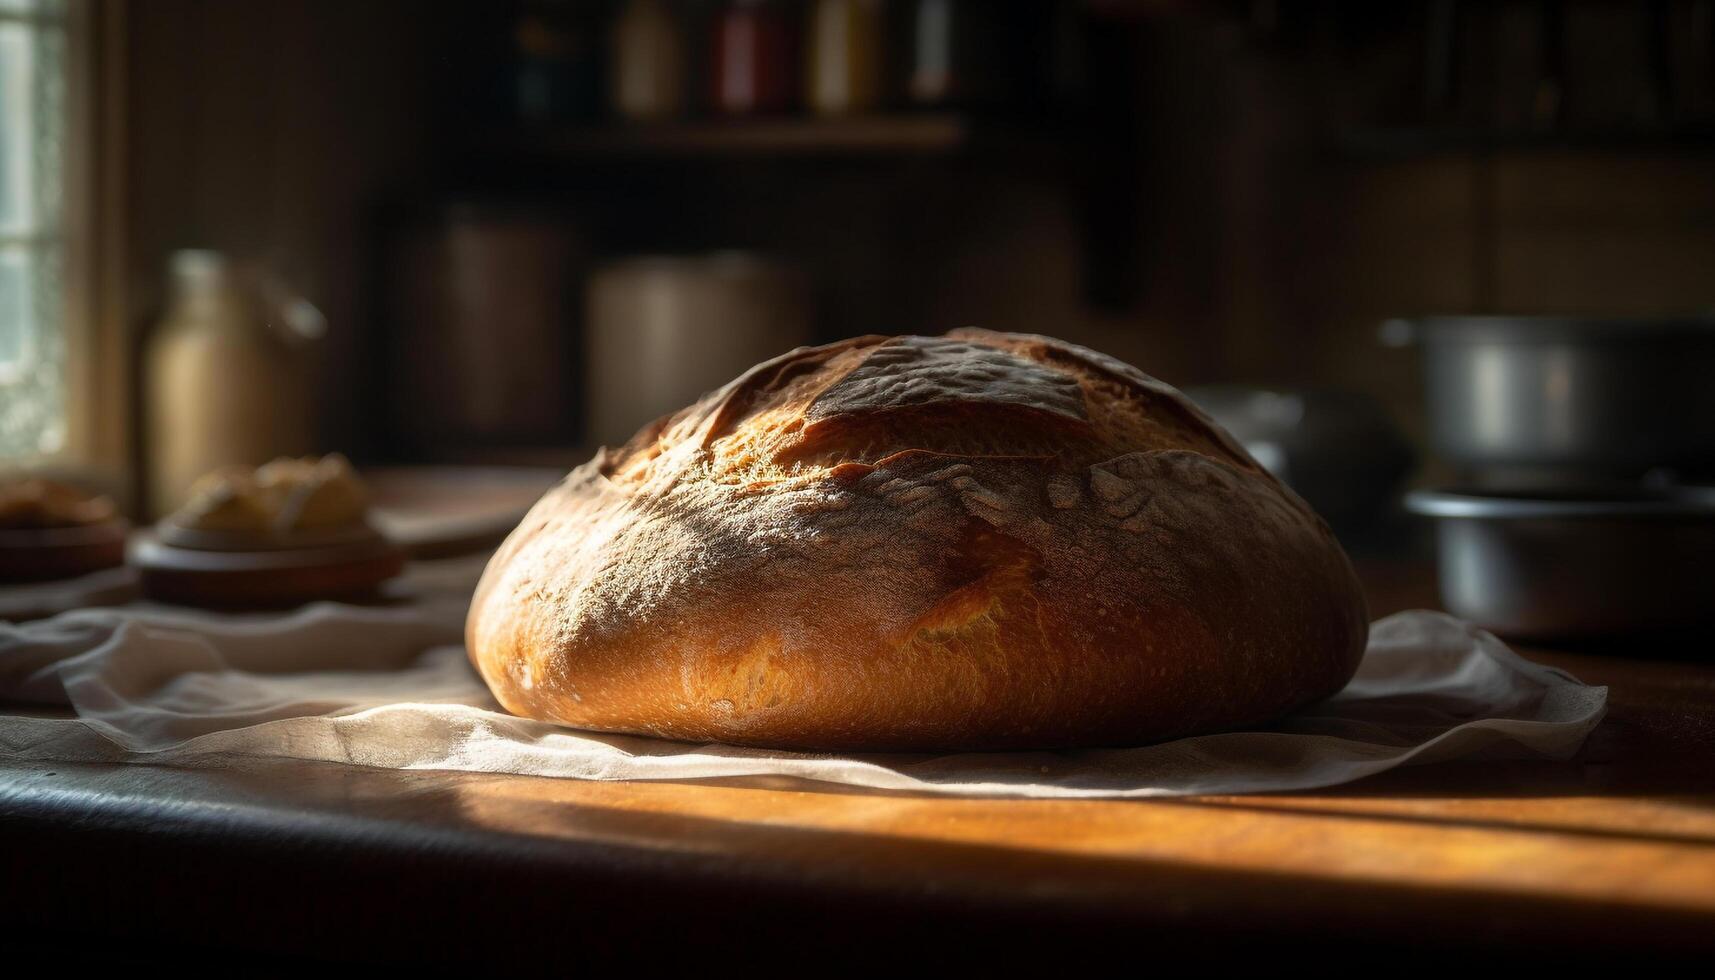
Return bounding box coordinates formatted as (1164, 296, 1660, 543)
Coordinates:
(9, 757, 1712, 963)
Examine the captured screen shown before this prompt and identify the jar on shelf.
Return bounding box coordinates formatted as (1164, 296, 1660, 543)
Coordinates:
(710, 0, 795, 115)
(143, 251, 326, 517)
(512, 0, 603, 123)
(904, 0, 1004, 109)
(610, 0, 685, 121)
(805, 0, 882, 115)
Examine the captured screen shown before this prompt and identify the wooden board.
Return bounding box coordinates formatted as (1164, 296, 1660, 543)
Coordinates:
(130, 531, 405, 607)
(366, 465, 562, 559)
(0, 520, 129, 582)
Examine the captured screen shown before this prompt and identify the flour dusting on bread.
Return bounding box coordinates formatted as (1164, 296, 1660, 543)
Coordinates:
(468, 329, 1368, 751)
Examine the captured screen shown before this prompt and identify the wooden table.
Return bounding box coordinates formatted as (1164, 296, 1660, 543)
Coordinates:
(3, 561, 1713, 965)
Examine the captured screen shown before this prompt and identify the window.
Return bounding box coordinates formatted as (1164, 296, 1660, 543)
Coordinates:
(0, 0, 65, 459)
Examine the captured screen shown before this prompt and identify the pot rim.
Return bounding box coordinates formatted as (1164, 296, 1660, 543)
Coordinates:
(1403, 315, 1715, 344)
(1405, 486, 1715, 520)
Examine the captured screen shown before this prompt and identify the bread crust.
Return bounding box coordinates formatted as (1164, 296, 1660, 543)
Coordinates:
(467, 329, 1368, 751)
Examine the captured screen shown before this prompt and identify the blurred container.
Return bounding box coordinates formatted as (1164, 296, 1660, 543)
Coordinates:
(1383, 316, 1715, 485)
(387, 205, 587, 455)
(1185, 385, 1415, 539)
(144, 251, 325, 517)
(586, 253, 810, 447)
(1406, 485, 1715, 639)
(610, 0, 685, 121)
(711, 0, 795, 114)
(512, 0, 604, 123)
(903, 0, 1005, 108)
(805, 0, 882, 115)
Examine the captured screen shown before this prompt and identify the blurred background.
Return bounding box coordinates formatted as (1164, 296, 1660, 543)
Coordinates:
(4, 0, 1715, 555)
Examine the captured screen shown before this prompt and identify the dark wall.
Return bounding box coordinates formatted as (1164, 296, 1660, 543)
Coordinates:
(118, 1, 1715, 468)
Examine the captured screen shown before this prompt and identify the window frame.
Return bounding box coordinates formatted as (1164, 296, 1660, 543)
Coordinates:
(4, 0, 128, 502)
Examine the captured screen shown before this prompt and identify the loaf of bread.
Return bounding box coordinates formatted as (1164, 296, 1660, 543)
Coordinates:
(468, 330, 1368, 751)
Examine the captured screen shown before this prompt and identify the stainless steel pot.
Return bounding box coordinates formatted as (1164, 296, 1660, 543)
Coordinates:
(1383, 316, 1715, 482)
(1405, 485, 1715, 639)
(1184, 385, 1415, 538)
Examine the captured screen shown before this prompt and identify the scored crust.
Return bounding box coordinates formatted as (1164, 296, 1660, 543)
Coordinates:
(467, 329, 1368, 751)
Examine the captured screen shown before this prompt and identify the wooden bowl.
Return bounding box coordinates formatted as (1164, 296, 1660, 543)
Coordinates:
(154, 520, 384, 553)
(0, 520, 131, 582)
(131, 525, 406, 607)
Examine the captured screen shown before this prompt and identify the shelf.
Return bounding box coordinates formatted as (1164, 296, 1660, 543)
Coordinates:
(489, 114, 974, 160)
(1334, 125, 1715, 159)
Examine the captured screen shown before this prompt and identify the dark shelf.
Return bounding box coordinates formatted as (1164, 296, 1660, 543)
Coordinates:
(1334, 124, 1715, 158)
(486, 114, 975, 160)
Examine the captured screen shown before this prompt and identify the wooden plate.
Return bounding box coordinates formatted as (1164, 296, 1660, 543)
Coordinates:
(366, 465, 563, 559)
(0, 520, 131, 583)
(154, 520, 384, 553)
(131, 528, 406, 607)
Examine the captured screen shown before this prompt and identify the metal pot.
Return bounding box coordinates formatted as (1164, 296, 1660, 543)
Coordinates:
(1184, 385, 1415, 539)
(1383, 316, 1715, 483)
(1405, 485, 1715, 639)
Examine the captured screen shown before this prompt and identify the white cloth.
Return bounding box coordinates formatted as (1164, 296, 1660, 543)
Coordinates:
(0, 562, 1607, 798)
(0, 565, 138, 622)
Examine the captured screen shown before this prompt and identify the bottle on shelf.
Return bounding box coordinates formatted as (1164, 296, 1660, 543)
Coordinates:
(904, 0, 1004, 109)
(805, 0, 882, 115)
(512, 0, 604, 123)
(611, 0, 686, 121)
(710, 0, 796, 115)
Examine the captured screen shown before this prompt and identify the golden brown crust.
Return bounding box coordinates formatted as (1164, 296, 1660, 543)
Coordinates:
(467, 329, 1368, 751)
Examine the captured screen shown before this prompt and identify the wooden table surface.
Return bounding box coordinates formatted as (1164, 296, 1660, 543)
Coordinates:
(3, 560, 1713, 965)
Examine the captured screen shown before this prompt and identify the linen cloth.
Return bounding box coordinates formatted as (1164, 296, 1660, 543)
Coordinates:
(0, 558, 1607, 798)
(0, 566, 138, 622)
